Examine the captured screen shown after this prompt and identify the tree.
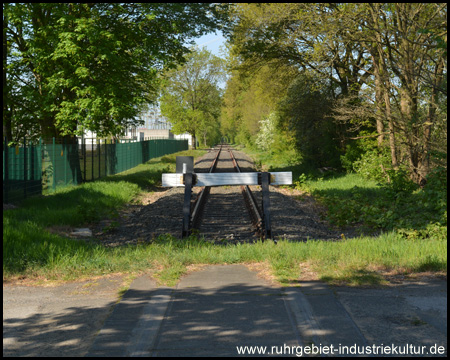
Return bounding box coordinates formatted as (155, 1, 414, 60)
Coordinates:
(224, 3, 374, 163)
(225, 3, 447, 184)
(220, 60, 298, 146)
(354, 3, 447, 184)
(277, 71, 340, 167)
(226, 4, 372, 99)
(255, 112, 277, 152)
(384, 4, 446, 184)
(3, 3, 228, 142)
(160, 48, 226, 148)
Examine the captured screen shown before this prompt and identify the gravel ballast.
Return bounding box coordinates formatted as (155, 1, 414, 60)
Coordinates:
(95, 148, 356, 246)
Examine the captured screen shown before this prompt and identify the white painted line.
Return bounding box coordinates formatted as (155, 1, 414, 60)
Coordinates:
(127, 288, 172, 357)
(162, 172, 292, 187)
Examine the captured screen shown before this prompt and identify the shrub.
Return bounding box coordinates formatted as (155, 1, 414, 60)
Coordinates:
(255, 112, 277, 152)
(385, 169, 418, 195)
(352, 147, 392, 183)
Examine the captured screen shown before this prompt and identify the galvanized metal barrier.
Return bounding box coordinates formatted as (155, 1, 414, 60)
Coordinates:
(3, 137, 188, 203)
(163, 158, 292, 240)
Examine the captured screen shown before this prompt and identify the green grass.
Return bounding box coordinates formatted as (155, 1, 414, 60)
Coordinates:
(4, 225, 445, 287)
(3, 149, 206, 281)
(3, 147, 447, 287)
(298, 173, 447, 238)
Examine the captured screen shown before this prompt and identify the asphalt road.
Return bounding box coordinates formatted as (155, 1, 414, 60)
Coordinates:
(3, 266, 447, 357)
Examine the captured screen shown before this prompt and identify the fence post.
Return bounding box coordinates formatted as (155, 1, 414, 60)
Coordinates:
(82, 135, 86, 182)
(105, 138, 107, 177)
(4, 137, 9, 204)
(30, 138, 34, 184)
(64, 137, 67, 186)
(98, 138, 101, 179)
(38, 138, 42, 190)
(52, 137, 56, 192)
(39, 138, 42, 188)
(91, 138, 94, 181)
(24, 137, 27, 199)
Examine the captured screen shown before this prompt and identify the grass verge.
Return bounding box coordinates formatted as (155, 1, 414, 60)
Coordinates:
(3, 147, 447, 287)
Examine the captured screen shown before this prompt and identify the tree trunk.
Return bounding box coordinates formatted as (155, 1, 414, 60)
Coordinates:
(63, 134, 83, 185)
(191, 131, 196, 149)
(385, 88, 398, 170)
(3, 6, 12, 141)
(416, 58, 445, 185)
(368, 4, 398, 168)
(370, 46, 384, 147)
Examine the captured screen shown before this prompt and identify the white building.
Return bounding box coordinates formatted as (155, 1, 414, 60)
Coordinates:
(174, 133, 194, 147)
(77, 103, 193, 146)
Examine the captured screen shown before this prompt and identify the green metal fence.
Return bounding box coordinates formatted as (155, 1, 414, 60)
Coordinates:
(3, 137, 188, 203)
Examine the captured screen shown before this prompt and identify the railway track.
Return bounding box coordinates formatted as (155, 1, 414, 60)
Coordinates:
(190, 144, 264, 243)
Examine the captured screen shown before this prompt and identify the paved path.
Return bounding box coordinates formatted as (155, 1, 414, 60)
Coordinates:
(3, 275, 124, 357)
(4, 266, 447, 357)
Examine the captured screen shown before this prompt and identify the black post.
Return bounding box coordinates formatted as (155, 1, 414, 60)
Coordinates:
(30, 138, 35, 183)
(261, 172, 273, 241)
(23, 137, 27, 199)
(98, 138, 101, 178)
(91, 139, 94, 181)
(83, 136, 86, 182)
(4, 137, 9, 204)
(181, 172, 193, 238)
(105, 139, 107, 176)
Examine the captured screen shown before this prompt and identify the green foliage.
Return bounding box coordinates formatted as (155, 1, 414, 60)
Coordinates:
(255, 112, 277, 152)
(4, 3, 226, 139)
(277, 72, 341, 168)
(235, 125, 253, 148)
(160, 48, 225, 148)
(351, 147, 392, 183)
(3, 147, 446, 285)
(220, 63, 298, 149)
(305, 173, 446, 240)
(425, 166, 448, 192)
(340, 144, 362, 173)
(385, 169, 418, 194)
(225, 3, 447, 186)
(340, 131, 379, 172)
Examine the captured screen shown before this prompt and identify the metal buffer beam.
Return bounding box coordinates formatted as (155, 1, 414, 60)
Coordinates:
(163, 166, 292, 239)
(162, 172, 292, 187)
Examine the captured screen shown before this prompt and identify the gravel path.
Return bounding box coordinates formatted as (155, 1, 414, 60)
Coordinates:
(94, 148, 356, 246)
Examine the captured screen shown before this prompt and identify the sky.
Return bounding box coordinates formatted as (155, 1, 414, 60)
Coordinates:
(192, 32, 228, 89)
(192, 32, 227, 58)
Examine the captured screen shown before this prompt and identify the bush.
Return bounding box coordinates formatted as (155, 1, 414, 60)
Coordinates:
(385, 169, 418, 194)
(341, 143, 363, 172)
(425, 166, 447, 193)
(352, 147, 392, 183)
(277, 71, 341, 168)
(255, 112, 277, 152)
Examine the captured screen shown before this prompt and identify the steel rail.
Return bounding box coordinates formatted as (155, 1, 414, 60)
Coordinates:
(190, 144, 223, 230)
(190, 144, 265, 240)
(187, 143, 268, 241)
(227, 149, 264, 239)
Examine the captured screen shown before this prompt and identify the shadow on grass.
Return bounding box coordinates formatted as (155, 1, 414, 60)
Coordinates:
(414, 256, 447, 272)
(3, 182, 143, 276)
(99, 168, 170, 191)
(269, 162, 445, 234)
(310, 186, 445, 234)
(98, 149, 207, 191)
